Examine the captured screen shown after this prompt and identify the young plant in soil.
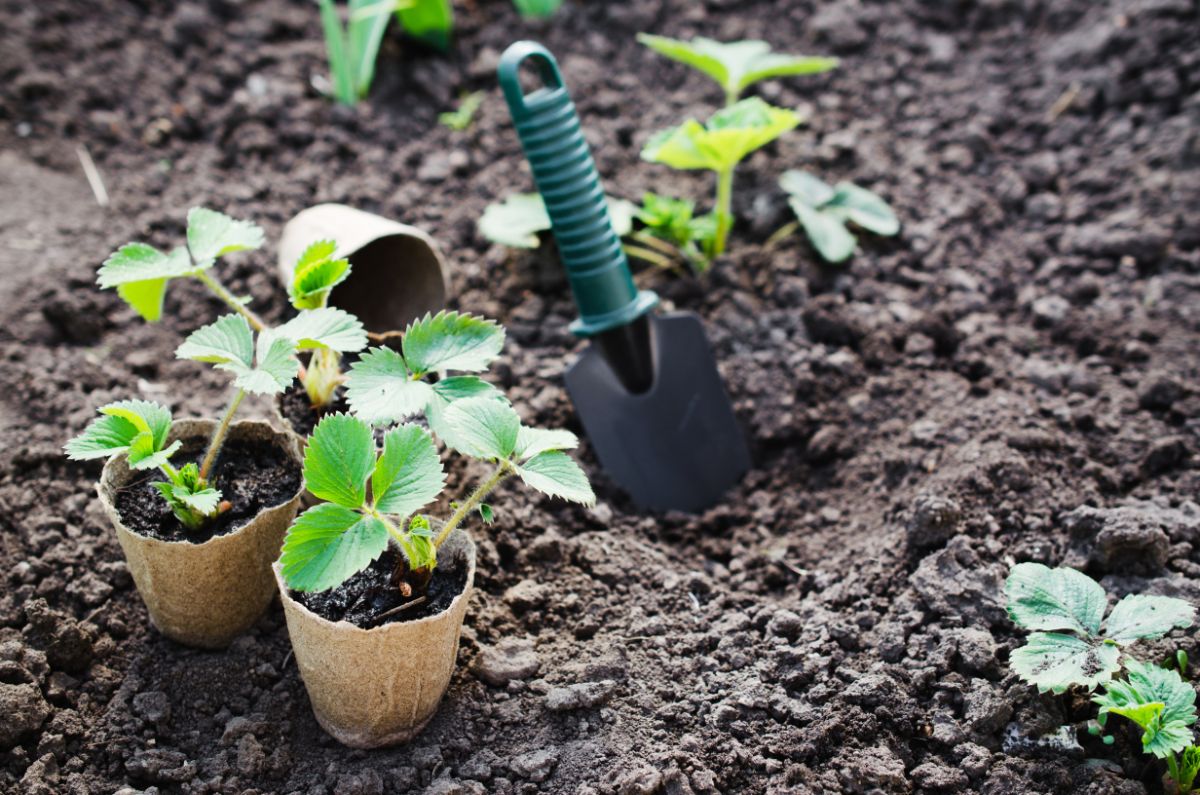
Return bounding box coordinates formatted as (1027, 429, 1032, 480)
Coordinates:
(317, 0, 393, 105)
(279, 402, 593, 602)
(1005, 563, 1199, 792)
(770, 170, 899, 263)
(439, 91, 485, 132)
(641, 97, 800, 261)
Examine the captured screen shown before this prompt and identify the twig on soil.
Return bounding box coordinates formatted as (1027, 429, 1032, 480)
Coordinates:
(1046, 82, 1081, 122)
(374, 596, 428, 622)
(75, 145, 110, 208)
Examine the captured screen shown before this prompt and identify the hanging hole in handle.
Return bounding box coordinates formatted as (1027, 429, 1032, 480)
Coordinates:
(498, 42, 565, 112)
(516, 53, 563, 99)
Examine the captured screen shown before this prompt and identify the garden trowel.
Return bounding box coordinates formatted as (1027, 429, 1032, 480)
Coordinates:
(498, 41, 750, 513)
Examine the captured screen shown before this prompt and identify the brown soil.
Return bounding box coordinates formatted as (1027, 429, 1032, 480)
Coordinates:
(276, 381, 349, 438)
(1, 0, 1199, 793)
(114, 436, 302, 543)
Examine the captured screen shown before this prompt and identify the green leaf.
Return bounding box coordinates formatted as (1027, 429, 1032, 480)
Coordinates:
(1120, 660, 1197, 730)
(1005, 562, 1107, 637)
(440, 397, 520, 460)
(398, 514, 437, 570)
(176, 313, 255, 366)
(1105, 701, 1167, 731)
(303, 413, 376, 509)
(99, 245, 195, 322)
(607, 197, 637, 238)
(396, 0, 453, 51)
(1096, 663, 1198, 758)
(780, 170, 836, 206)
(290, 239, 351, 309)
(186, 207, 264, 265)
(514, 426, 578, 461)
(402, 311, 505, 375)
(127, 433, 182, 471)
(1009, 631, 1120, 694)
(514, 450, 595, 505)
(345, 346, 434, 425)
(826, 182, 900, 236)
(347, 0, 392, 97)
(511, 0, 563, 19)
(169, 485, 222, 515)
(372, 424, 445, 516)
(277, 307, 367, 353)
(478, 503, 494, 523)
(1104, 595, 1195, 645)
(789, 199, 856, 263)
(65, 415, 141, 460)
(66, 400, 177, 464)
(426, 376, 507, 452)
(280, 503, 389, 592)
(439, 91, 485, 132)
(99, 400, 172, 450)
(641, 98, 801, 173)
(1176, 746, 1200, 791)
(318, 0, 355, 105)
(637, 34, 837, 101)
(479, 193, 551, 249)
(234, 330, 299, 395)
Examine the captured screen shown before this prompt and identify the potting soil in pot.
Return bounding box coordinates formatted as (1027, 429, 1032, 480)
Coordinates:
(277, 381, 350, 438)
(114, 437, 302, 543)
(294, 548, 470, 628)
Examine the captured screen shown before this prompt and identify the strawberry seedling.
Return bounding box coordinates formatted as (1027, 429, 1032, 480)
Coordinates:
(773, 170, 898, 263)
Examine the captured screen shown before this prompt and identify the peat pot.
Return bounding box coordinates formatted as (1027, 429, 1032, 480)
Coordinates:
(275, 529, 477, 748)
(98, 419, 304, 649)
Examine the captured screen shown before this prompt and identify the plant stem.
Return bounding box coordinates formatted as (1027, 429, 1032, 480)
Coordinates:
(713, 167, 734, 256)
(765, 220, 800, 249)
(623, 243, 686, 278)
(194, 271, 267, 332)
(199, 389, 246, 481)
(159, 461, 180, 482)
(724, 85, 738, 108)
(433, 460, 512, 549)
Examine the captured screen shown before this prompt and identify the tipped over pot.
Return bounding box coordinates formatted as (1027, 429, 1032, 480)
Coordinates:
(98, 419, 304, 649)
(274, 529, 476, 748)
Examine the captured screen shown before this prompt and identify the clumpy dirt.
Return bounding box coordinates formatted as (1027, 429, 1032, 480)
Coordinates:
(295, 549, 470, 628)
(2, 0, 1199, 793)
(277, 382, 349, 438)
(114, 437, 302, 543)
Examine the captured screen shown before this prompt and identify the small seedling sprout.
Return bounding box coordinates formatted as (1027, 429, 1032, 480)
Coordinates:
(439, 91, 485, 131)
(511, 0, 564, 19)
(318, 0, 394, 105)
(772, 170, 899, 263)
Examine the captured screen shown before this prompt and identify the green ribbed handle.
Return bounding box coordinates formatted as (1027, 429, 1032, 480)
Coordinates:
(498, 41, 658, 337)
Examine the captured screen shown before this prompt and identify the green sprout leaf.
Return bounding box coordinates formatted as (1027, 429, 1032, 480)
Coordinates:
(127, 431, 183, 471)
(277, 307, 367, 353)
(825, 182, 901, 236)
(65, 400, 178, 465)
(514, 450, 596, 506)
(478, 503, 494, 523)
(186, 207, 264, 266)
(789, 199, 857, 263)
(396, 0, 453, 51)
(637, 34, 837, 104)
(176, 315, 298, 395)
(641, 98, 801, 173)
(176, 313, 255, 366)
(440, 397, 520, 460)
(399, 514, 438, 571)
(781, 170, 899, 263)
(779, 170, 836, 207)
(290, 239, 351, 310)
(425, 376, 507, 451)
(1175, 746, 1200, 792)
(303, 413, 376, 509)
(344, 346, 434, 426)
(402, 311, 505, 375)
(479, 193, 635, 249)
(439, 91, 485, 132)
(1009, 631, 1121, 694)
(372, 425, 445, 516)
(99, 400, 172, 452)
(1094, 660, 1198, 758)
(1104, 595, 1196, 645)
(511, 0, 563, 19)
(280, 503, 390, 592)
(98, 245, 195, 322)
(1005, 562, 1107, 636)
(514, 426, 578, 460)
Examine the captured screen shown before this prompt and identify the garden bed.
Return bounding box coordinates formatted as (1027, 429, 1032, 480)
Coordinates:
(2, 0, 1198, 792)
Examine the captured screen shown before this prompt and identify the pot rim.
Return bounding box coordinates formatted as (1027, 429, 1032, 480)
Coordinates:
(99, 417, 305, 548)
(273, 529, 477, 637)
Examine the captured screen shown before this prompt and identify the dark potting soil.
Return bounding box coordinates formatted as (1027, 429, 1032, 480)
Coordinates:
(4, 0, 1199, 792)
(293, 548, 469, 629)
(113, 436, 301, 543)
(277, 381, 349, 438)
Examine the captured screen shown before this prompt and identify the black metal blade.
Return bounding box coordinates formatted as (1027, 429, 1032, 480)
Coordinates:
(564, 313, 751, 513)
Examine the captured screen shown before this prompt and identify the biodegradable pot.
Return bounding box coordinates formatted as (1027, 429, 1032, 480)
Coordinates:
(98, 419, 304, 649)
(275, 529, 477, 748)
(278, 203, 448, 336)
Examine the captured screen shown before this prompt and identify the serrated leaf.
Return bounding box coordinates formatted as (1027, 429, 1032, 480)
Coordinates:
(514, 450, 595, 506)
(1120, 660, 1197, 729)
(232, 330, 299, 395)
(280, 503, 389, 592)
(1097, 662, 1198, 758)
(186, 207, 264, 265)
(277, 307, 367, 353)
(514, 427, 579, 461)
(826, 182, 900, 236)
(98, 244, 196, 288)
(1009, 631, 1120, 693)
(789, 198, 856, 263)
(65, 414, 141, 460)
(345, 347, 434, 426)
(1104, 595, 1195, 644)
(116, 279, 170, 323)
(641, 98, 801, 173)
(440, 397, 520, 460)
(176, 314, 254, 367)
(780, 169, 836, 206)
(171, 485, 222, 515)
(290, 239, 351, 309)
(127, 434, 182, 471)
(1005, 562, 1107, 637)
(1176, 746, 1200, 791)
(372, 424, 445, 516)
(99, 400, 172, 450)
(402, 311, 505, 375)
(479, 193, 550, 249)
(1105, 701, 1167, 730)
(637, 34, 837, 100)
(303, 414, 376, 509)
(426, 376, 507, 452)
(398, 514, 437, 570)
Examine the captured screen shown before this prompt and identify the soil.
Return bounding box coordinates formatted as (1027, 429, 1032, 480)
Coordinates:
(1, 0, 1199, 793)
(114, 437, 302, 543)
(294, 549, 470, 628)
(277, 382, 349, 438)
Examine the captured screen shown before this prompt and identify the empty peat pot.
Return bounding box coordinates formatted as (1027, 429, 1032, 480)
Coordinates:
(277, 203, 448, 336)
(274, 529, 477, 748)
(98, 419, 304, 649)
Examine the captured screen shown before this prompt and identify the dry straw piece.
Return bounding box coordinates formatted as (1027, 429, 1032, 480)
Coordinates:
(275, 529, 477, 748)
(98, 419, 304, 649)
